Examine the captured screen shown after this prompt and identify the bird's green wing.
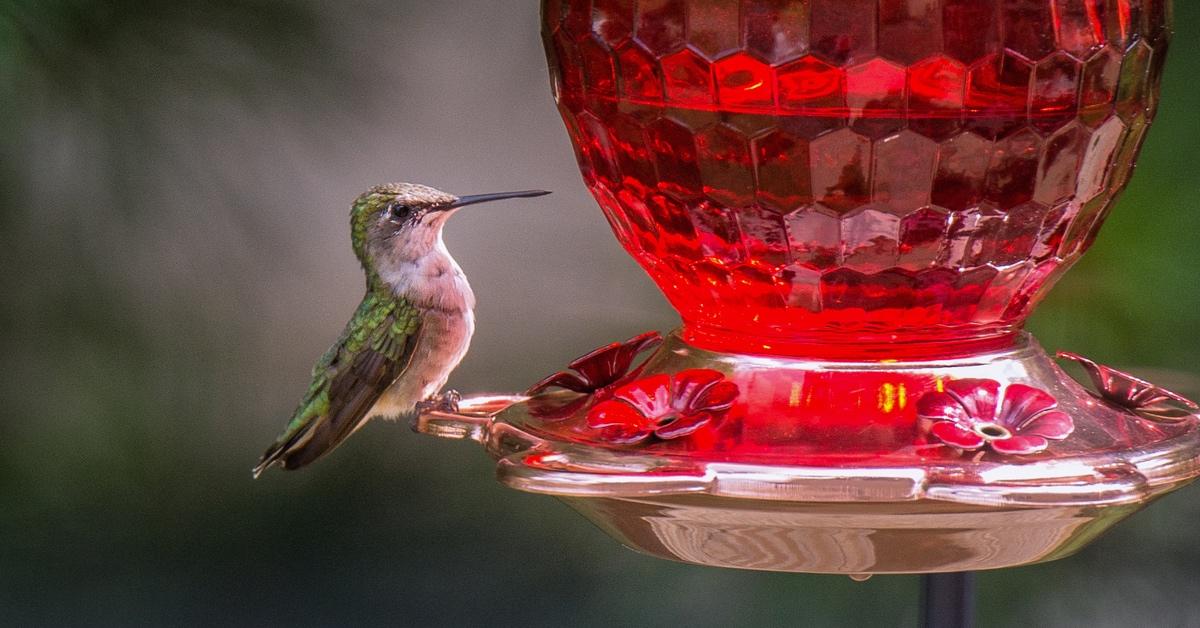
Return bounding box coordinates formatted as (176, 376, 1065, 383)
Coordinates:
(254, 291, 420, 476)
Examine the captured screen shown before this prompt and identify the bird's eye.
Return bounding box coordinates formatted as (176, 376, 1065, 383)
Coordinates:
(388, 202, 414, 221)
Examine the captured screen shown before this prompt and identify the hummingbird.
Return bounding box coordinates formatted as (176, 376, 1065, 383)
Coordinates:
(254, 183, 550, 476)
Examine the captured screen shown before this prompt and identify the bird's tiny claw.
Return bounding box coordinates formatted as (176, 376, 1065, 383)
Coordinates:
(443, 389, 463, 411)
(417, 389, 462, 415)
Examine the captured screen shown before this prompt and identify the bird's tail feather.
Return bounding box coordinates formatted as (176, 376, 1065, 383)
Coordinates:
(252, 410, 370, 477)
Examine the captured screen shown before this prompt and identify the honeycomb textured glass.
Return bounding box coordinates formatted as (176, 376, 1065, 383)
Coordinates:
(543, 0, 1168, 357)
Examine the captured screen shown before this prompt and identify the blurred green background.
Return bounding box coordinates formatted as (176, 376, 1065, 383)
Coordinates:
(1, 1, 1198, 626)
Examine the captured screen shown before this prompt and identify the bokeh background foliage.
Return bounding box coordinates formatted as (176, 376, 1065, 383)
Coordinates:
(1, 1, 1198, 626)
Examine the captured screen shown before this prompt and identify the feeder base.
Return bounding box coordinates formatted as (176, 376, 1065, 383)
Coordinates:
(415, 332, 1200, 574)
(561, 495, 1148, 574)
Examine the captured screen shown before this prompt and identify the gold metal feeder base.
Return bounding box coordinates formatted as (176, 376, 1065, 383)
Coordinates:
(416, 334, 1200, 575)
(559, 495, 1146, 574)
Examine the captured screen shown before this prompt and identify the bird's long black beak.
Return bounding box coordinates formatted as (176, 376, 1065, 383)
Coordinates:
(447, 189, 551, 210)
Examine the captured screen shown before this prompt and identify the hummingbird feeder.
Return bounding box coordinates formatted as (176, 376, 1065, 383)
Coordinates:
(417, 0, 1198, 578)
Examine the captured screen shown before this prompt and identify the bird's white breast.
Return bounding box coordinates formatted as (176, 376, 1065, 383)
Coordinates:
(369, 237, 476, 419)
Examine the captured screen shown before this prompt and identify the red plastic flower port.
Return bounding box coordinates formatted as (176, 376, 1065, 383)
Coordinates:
(525, 331, 662, 422)
(587, 369, 739, 445)
(526, 331, 663, 395)
(918, 379, 1073, 455)
(1058, 352, 1200, 423)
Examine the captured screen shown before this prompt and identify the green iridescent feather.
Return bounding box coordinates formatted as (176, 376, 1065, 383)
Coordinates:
(256, 286, 419, 474)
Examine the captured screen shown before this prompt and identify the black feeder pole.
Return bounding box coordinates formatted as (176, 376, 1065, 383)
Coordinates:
(920, 572, 975, 628)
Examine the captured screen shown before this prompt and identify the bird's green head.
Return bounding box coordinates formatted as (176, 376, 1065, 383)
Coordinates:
(351, 183, 455, 263)
(349, 182, 549, 276)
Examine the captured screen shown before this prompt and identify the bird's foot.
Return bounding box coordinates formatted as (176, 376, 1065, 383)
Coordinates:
(416, 389, 462, 415)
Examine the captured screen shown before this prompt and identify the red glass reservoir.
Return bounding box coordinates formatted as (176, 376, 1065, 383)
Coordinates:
(543, 0, 1169, 358)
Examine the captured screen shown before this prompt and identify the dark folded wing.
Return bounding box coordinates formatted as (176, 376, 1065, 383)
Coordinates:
(254, 292, 420, 475)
